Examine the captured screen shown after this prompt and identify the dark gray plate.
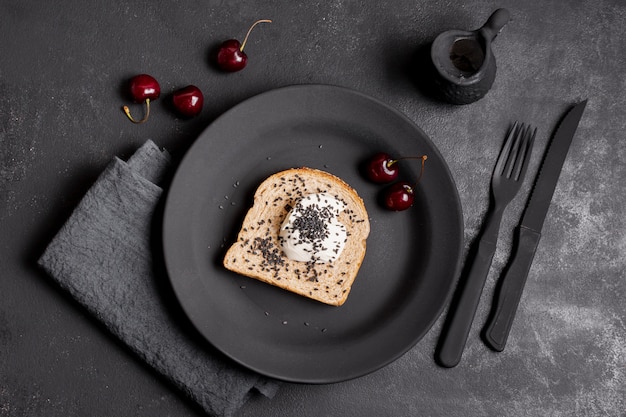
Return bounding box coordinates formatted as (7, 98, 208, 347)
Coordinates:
(162, 84, 463, 383)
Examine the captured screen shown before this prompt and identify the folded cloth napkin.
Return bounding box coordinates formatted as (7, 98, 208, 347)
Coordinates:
(38, 140, 279, 417)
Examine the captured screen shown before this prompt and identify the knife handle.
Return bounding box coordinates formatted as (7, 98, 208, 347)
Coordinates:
(482, 226, 541, 351)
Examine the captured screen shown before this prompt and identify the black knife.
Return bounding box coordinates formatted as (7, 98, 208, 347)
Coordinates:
(482, 100, 587, 352)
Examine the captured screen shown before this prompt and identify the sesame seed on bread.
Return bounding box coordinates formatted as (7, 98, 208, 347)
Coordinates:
(223, 167, 370, 306)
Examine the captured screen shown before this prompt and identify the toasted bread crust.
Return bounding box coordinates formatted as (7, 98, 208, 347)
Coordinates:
(223, 168, 370, 306)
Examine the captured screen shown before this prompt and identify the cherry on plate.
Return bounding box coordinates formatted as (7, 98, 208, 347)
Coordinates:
(370, 154, 427, 211)
(366, 152, 399, 183)
(383, 182, 415, 211)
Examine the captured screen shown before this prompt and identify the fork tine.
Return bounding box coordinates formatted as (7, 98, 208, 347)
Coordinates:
(495, 121, 519, 176)
(506, 123, 528, 179)
(504, 123, 525, 179)
(513, 126, 536, 181)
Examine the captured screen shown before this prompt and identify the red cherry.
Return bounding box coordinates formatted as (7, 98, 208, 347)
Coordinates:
(372, 154, 427, 211)
(123, 74, 160, 124)
(129, 74, 160, 102)
(172, 85, 204, 117)
(217, 39, 247, 72)
(383, 182, 415, 211)
(216, 19, 272, 72)
(366, 152, 399, 183)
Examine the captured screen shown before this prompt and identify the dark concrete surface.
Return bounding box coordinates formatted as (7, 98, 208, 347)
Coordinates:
(1, 0, 625, 416)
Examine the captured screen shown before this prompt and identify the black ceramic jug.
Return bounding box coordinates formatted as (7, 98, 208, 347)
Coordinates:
(430, 9, 511, 104)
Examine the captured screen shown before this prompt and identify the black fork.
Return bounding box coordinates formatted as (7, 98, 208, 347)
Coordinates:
(436, 122, 536, 368)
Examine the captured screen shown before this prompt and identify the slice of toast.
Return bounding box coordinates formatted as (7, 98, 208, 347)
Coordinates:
(223, 167, 370, 306)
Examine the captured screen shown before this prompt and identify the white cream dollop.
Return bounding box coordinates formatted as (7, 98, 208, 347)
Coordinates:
(279, 193, 347, 263)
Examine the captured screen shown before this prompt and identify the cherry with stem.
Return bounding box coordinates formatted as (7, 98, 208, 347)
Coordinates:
(217, 19, 272, 72)
(123, 74, 161, 124)
(382, 155, 428, 211)
(366, 152, 428, 184)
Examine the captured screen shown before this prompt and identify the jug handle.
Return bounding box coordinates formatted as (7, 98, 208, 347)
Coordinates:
(479, 8, 511, 41)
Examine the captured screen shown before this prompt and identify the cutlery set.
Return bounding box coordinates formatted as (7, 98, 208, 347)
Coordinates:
(437, 100, 588, 367)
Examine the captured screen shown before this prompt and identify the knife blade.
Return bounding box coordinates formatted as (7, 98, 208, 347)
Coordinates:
(482, 100, 587, 352)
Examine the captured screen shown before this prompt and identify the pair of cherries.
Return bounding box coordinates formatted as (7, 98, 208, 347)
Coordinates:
(123, 19, 272, 123)
(365, 152, 428, 211)
(123, 75, 204, 123)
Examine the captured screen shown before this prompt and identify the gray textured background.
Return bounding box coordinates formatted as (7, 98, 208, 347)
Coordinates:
(1, 0, 625, 416)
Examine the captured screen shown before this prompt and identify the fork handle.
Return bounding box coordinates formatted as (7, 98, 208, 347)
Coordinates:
(482, 226, 541, 351)
(435, 211, 503, 367)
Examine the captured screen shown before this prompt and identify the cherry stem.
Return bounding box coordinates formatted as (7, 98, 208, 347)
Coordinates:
(415, 155, 428, 184)
(123, 98, 151, 124)
(240, 19, 272, 52)
(387, 155, 428, 184)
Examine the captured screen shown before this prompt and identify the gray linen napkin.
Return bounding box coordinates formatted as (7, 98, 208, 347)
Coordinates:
(38, 140, 279, 417)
